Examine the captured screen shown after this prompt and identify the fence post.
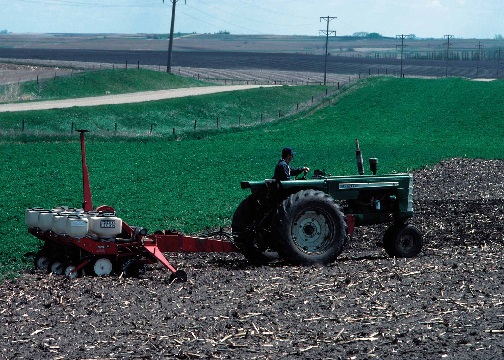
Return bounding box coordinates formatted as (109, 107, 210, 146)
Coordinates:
(194, 120, 197, 131)
(150, 123, 156, 135)
(312, 96, 314, 103)
(22, 119, 25, 132)
(36, 75, 39, 84)
(114, 123, 117, 136)
(326, 88, 328, 95)
(137, 61, 140, 69)
(217, 117, 220, 128)
(71, 122, 75, 133)
(338, 82, 340, 89)
(126, 60, 128, 70)
(173, 128, 175, 136)
(297, 103, 299, 111)
(238, 116, 241, 126)
(261, 113, 263, 122)
(278, 110, 282, 118)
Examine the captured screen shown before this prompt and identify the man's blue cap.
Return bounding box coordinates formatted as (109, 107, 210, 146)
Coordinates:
(282, 147, 296, 158)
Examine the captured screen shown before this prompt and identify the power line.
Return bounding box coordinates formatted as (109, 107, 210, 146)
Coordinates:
(183, 3, 267, 34)
(183, 3, 311, 35)
(15, 0, 161, 7)
(196, 0, 311, 28)
(234, 0, 308, 20)
(320, 16, 336, 86)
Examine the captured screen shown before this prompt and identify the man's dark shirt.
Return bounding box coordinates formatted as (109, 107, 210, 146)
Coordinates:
(273, 159, 303, 181)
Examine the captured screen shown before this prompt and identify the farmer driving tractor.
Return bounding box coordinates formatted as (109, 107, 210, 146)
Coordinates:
(273, 147, 310, 181)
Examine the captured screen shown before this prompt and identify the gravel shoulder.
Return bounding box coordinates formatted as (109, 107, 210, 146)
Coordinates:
(1, 158, 503, 360)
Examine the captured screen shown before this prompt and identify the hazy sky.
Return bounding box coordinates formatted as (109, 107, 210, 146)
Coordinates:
(2, 0, 503, 39)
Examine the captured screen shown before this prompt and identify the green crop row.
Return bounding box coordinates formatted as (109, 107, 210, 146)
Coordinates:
(1, 76, 503, 278)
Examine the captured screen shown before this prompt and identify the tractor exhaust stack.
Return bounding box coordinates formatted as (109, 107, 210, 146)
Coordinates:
(356, 139, 364, 175)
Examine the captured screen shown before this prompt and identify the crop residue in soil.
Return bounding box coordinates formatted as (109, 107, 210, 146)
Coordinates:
(1, 158, 503, 359)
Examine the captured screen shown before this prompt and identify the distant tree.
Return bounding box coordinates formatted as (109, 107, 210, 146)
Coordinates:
(407, 34, 417, 40)
(217, 30, 230, 35)
(495, 34, 503, 40)
(0, 29, 8, 34)
(368, 32, 383, 39)
(353, 32, 369, 38)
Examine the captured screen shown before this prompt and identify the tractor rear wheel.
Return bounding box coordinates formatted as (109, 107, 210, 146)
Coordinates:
(275, 190, 346, 265)
(232, 195, 276, 264)
(383, 223, 423, 258)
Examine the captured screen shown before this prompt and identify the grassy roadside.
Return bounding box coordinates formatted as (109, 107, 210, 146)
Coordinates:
(0, 85, 337, 135)
(1, 68, 211, 102)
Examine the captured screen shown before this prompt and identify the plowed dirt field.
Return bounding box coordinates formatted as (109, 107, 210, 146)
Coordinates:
(1, 158, 503, 360)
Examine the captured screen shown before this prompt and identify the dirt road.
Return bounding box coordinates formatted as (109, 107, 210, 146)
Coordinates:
(0, 84, 278, 112)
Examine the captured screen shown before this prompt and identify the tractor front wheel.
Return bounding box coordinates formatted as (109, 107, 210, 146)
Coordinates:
(383, 223, 423, 258)
(275, 190, 346, 265)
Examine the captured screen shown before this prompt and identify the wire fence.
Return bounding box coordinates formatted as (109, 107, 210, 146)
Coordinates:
(6, 82, 354, 138)
(0, 57, 410, 88)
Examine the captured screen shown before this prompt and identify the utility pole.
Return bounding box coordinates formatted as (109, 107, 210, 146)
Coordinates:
(496, 47, 502, 79)
(475, 41, 484, 78)
(443, 35, 454, 77)
(163, 0, 186, 73)
(320, 16, 336, 85)
(396, 34, 408, 77)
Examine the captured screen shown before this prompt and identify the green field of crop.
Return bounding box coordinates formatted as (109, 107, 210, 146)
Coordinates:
(1, 76, 503, 278)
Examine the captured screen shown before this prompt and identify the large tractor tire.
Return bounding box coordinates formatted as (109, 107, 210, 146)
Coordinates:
(275, 190, 346, 265)
(383, 223, 423, 258)
(232, 195, 277, 265)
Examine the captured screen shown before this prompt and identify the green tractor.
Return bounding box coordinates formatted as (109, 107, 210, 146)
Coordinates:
(231, 140, 423, 265)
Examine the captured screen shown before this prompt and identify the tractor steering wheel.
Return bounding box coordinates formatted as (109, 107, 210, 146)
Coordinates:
(296, 169, 309, 180)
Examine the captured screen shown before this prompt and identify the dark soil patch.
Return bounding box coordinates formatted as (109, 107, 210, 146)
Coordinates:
(1, 158, 503, 359)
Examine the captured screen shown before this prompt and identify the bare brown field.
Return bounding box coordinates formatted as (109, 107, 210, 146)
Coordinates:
(2, 33, 504, 56)
(1, 33, 503, 82)
(1, 159, 503, 359)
